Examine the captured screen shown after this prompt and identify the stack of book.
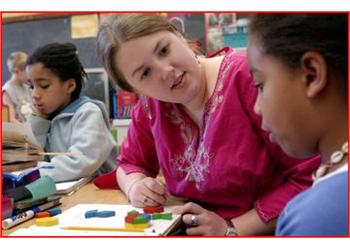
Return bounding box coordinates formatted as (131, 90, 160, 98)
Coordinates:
(111, 91, 138, 119)
(2, 122, 44, 172)
(2, 170, 61, 229)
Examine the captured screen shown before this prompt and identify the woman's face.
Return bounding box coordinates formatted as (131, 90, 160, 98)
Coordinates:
(26, 62, 75, 116)
(247, 36, 316, 159)
(115, 31, 203, 106)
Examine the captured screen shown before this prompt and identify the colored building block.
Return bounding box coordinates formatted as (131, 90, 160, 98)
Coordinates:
(125, 222, 150, 229)
(35, 217, 59, 226)
(48, 208, 62, 216)
(125, 210, 140, 223)
(35, 211, 50, 218)
(125, 215, 136, 224)
(151, 213, 162, 220)
(85, 209, 98, 218)
(96, 210, 116, 218)
(125, 213, 151, 224)
(160, 212, 172, 220)
(140, 213, 151, 222)
(127, 210, 139, 216)
(143, 206, 164, 214)
(133, 216, 148, 224)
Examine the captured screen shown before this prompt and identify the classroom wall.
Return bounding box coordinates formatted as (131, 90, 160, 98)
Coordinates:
(2, 13, 206, 85)
(2, 15, 100, 84)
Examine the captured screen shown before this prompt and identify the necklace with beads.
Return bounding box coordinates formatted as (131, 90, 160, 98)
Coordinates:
(312, 141, 348, 182)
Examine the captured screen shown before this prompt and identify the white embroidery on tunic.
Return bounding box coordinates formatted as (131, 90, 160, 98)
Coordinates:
(168, 51, 233, 188)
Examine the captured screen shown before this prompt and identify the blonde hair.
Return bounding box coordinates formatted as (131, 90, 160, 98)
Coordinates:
(97, 14, 181, 91)
(7, 51, 28, 73)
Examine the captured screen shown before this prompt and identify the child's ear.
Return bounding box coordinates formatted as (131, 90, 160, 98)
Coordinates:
(300, 51, 327, 98)
(66, 79, 76, 94)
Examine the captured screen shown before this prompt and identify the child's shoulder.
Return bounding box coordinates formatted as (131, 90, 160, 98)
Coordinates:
(74, 100, 107, 117)
(2, 80, 13, 92)
(68, 101, 109, 127)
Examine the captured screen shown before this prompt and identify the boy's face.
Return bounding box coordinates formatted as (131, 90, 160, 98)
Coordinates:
(14, 67, 28, 83)
(247, 36, 315, 159)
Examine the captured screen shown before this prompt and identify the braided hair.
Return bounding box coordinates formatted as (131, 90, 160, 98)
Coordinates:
(27, 42, 87, 101)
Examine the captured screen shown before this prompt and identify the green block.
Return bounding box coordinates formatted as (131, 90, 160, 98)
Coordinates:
(133, 216, 148, 224)
(127, 210, 139, 216)
(151, 213, 162, 220)
(160, 212, 172, 220)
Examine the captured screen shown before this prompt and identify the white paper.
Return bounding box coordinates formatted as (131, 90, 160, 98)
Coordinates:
(10, 204, 181, 236)
(2, 122, 42, 150)
(55, 177, 92, 195)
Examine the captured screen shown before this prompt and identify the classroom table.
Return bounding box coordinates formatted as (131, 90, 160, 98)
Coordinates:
(2, 183, 126, 236)
(2, 182, 186, 236)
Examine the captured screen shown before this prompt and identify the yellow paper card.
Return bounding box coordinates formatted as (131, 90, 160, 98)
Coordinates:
(71, 14, 98, 39)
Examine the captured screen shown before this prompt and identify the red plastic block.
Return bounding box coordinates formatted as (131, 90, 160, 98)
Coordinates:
(124, 213, 140, 224)
(127, 210, 139, 216)
(143, 206, 164, 214)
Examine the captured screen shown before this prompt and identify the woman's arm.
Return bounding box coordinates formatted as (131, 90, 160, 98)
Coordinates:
(37, 104, 116, 182)
(232, 208, 276, 235)
(117, 98, 167, 207)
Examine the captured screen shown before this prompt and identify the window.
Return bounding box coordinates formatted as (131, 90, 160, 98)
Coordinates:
(81, 68, 110, 113)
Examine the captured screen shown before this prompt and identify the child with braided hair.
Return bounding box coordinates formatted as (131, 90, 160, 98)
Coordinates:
(26, 43, 117, 182)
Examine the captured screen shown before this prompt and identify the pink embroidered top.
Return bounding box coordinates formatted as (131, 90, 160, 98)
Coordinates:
(117, 48, 320, 222)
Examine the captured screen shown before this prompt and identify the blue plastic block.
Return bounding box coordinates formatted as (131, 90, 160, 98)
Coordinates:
(96, 210, 116, 218)
(47, 208, 62, 216)
(85, 209, 98, 219)
(140, 213, 151, 222)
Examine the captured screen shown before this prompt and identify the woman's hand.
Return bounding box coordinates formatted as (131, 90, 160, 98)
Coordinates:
(172, 202, 227, 236)
(127, 177, 168, 208)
